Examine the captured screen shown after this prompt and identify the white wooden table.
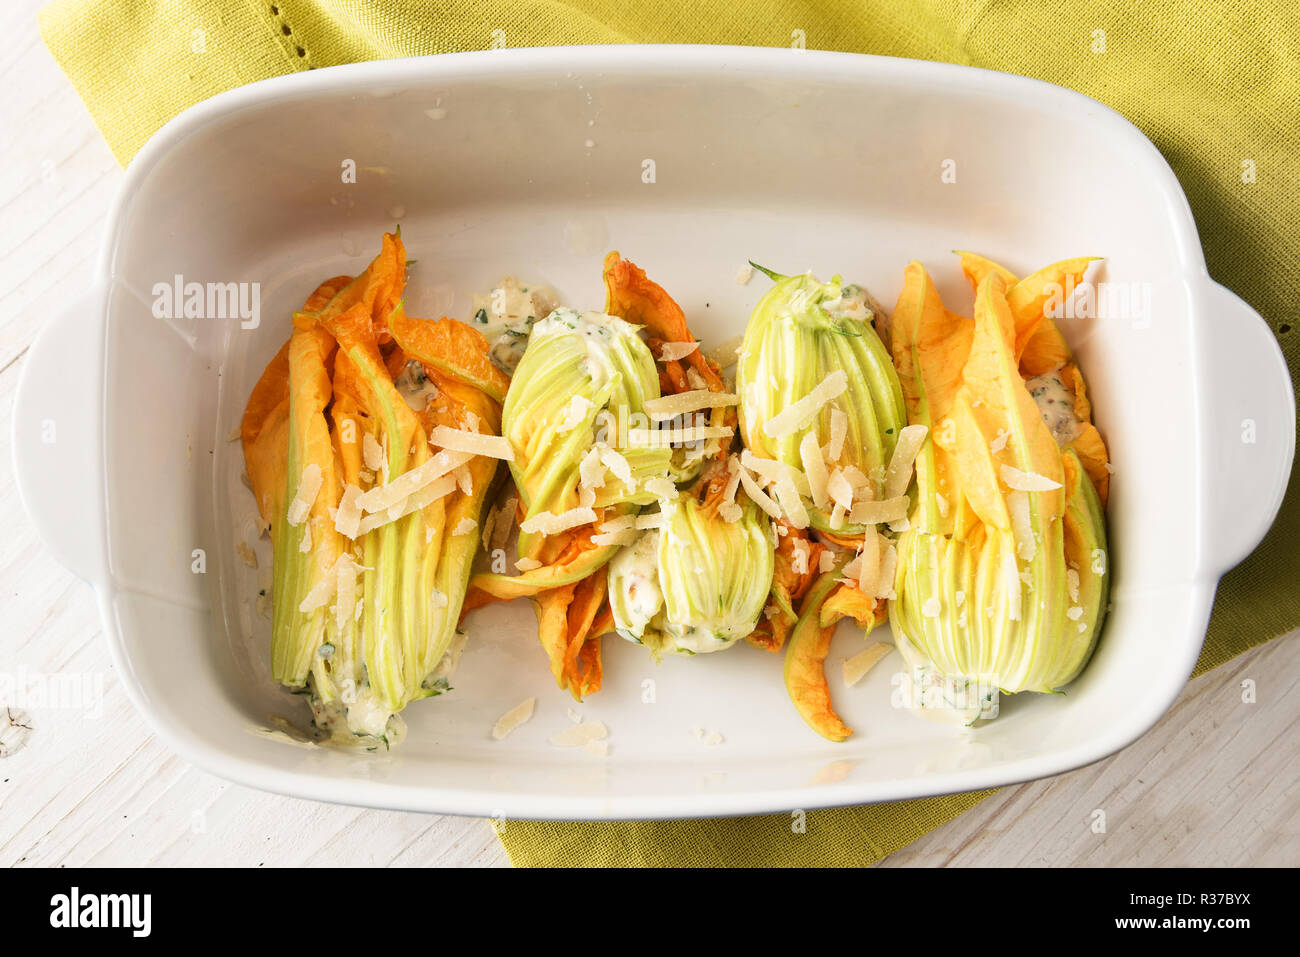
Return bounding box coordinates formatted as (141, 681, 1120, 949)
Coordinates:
(2, 1, 1295, 867)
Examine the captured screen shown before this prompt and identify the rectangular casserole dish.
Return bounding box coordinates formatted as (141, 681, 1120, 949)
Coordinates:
(13, 45, 1293, 819)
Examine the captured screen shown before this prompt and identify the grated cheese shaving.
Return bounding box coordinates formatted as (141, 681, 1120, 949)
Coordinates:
(519, 506, 598, 536)
(429, 425, 514, 461)
(740, 450, 810, 496)
(491, 697, 536, 740)
(737, 465, 783, 521)
(827, 469, 854, 511)
(658, 341, 699, 362)
(286, 464, 323, 526)
(557, 395, 594, 433)
(644, 476, 677, 500)
(356, 449, 472, 513)
(875, 543, 898, 599)
(762, 370, 848, 438)
(598, 446, 633, 485)
(635, 511, 666, 530)
(363, 432, 385, 472)
(452, 517, 477, 536)
(1000, 464, 1063, 492)
(705, 336, 744, 367)
(1008, 491, 1036, 560)
(772, 474, 809, 528)
(800, 432, 830, 510)
(551, 720, 609, 747)
(843, 643, 892, 687)
(882, 424, 929, 499)
(643, 390, 738, 421)
(358, 474, 458, 535)
(827, 409, 848, 463)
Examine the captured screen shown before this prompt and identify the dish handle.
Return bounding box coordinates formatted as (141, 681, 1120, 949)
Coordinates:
(1199, 279, 1295, 574)
(11, 285, 110, 586)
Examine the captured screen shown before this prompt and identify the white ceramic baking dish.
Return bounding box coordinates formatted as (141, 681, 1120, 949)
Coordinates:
(13, 46, 1293, 820)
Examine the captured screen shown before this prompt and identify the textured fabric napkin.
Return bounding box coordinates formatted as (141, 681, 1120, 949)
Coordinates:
(40, 0, 1298, 867)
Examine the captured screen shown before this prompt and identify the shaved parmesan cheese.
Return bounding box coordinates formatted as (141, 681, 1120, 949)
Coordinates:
(593, 529, 639, 547)
(762, 370, 848, 438)
(922, 596, 942, 618)
(843, 643, 892, 687)
(800, 431, 831, 509)
(1066, 605, 1084, 621)
(584, 739, 610, 756)
(430, 587, 448, 609)
(829, 502, 846, 530)
(635, 511, 666, 530)
(772, 474, 809, 528)
(857, 533, 879, 592)
(718, 502, 743, 523)
(298, 525, 312, 554)
(599, 447, 633, 485)
(735, 263, 754, 284)
(286, 464, 323, 526)
(599, 514, 637, 534)
(703, 731, 725, 746)
(737, 465, 783, 521)
(491, 698, 536, 740)
(578, 447, 607, 490)
(990, 428, 1010, 453)
(705, 336, 744, 367)
(557, 395, 594, 433)
(827, 409, 848, 463)
(644, 476, 677, 500)
(1008, 491, 1036, 560)
(819, 549, 838, 574)
(453, 464, 473, 495)
(515, 557, 543, 571)
(362, 432, 385, 472)
(643, 390, 739, 421)
(1067, 568, 1081, 603)
(452, 517, 477, 536)
(875, 543, 898, 599)
(827, 469, 854, 511)
(429, 425, 514, 461)
(1000, 464, 1063, 492)
(298, 568, 337, 614)
(551, 721, 608, 747)
(935, 491, 950, 518)
(658, 341, 699, 362)
(740, 451, 810, 496)
(519, 506, 598, 536)
(358, 474, 458, 535)
(357, 449, 472, 514)
(883, 424, 928, 499)
(720, 456, 742, 502)
(578, 485, 597, 507)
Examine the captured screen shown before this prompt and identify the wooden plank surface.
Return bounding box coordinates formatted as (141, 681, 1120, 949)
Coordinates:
(1, 0, 1294, 868)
